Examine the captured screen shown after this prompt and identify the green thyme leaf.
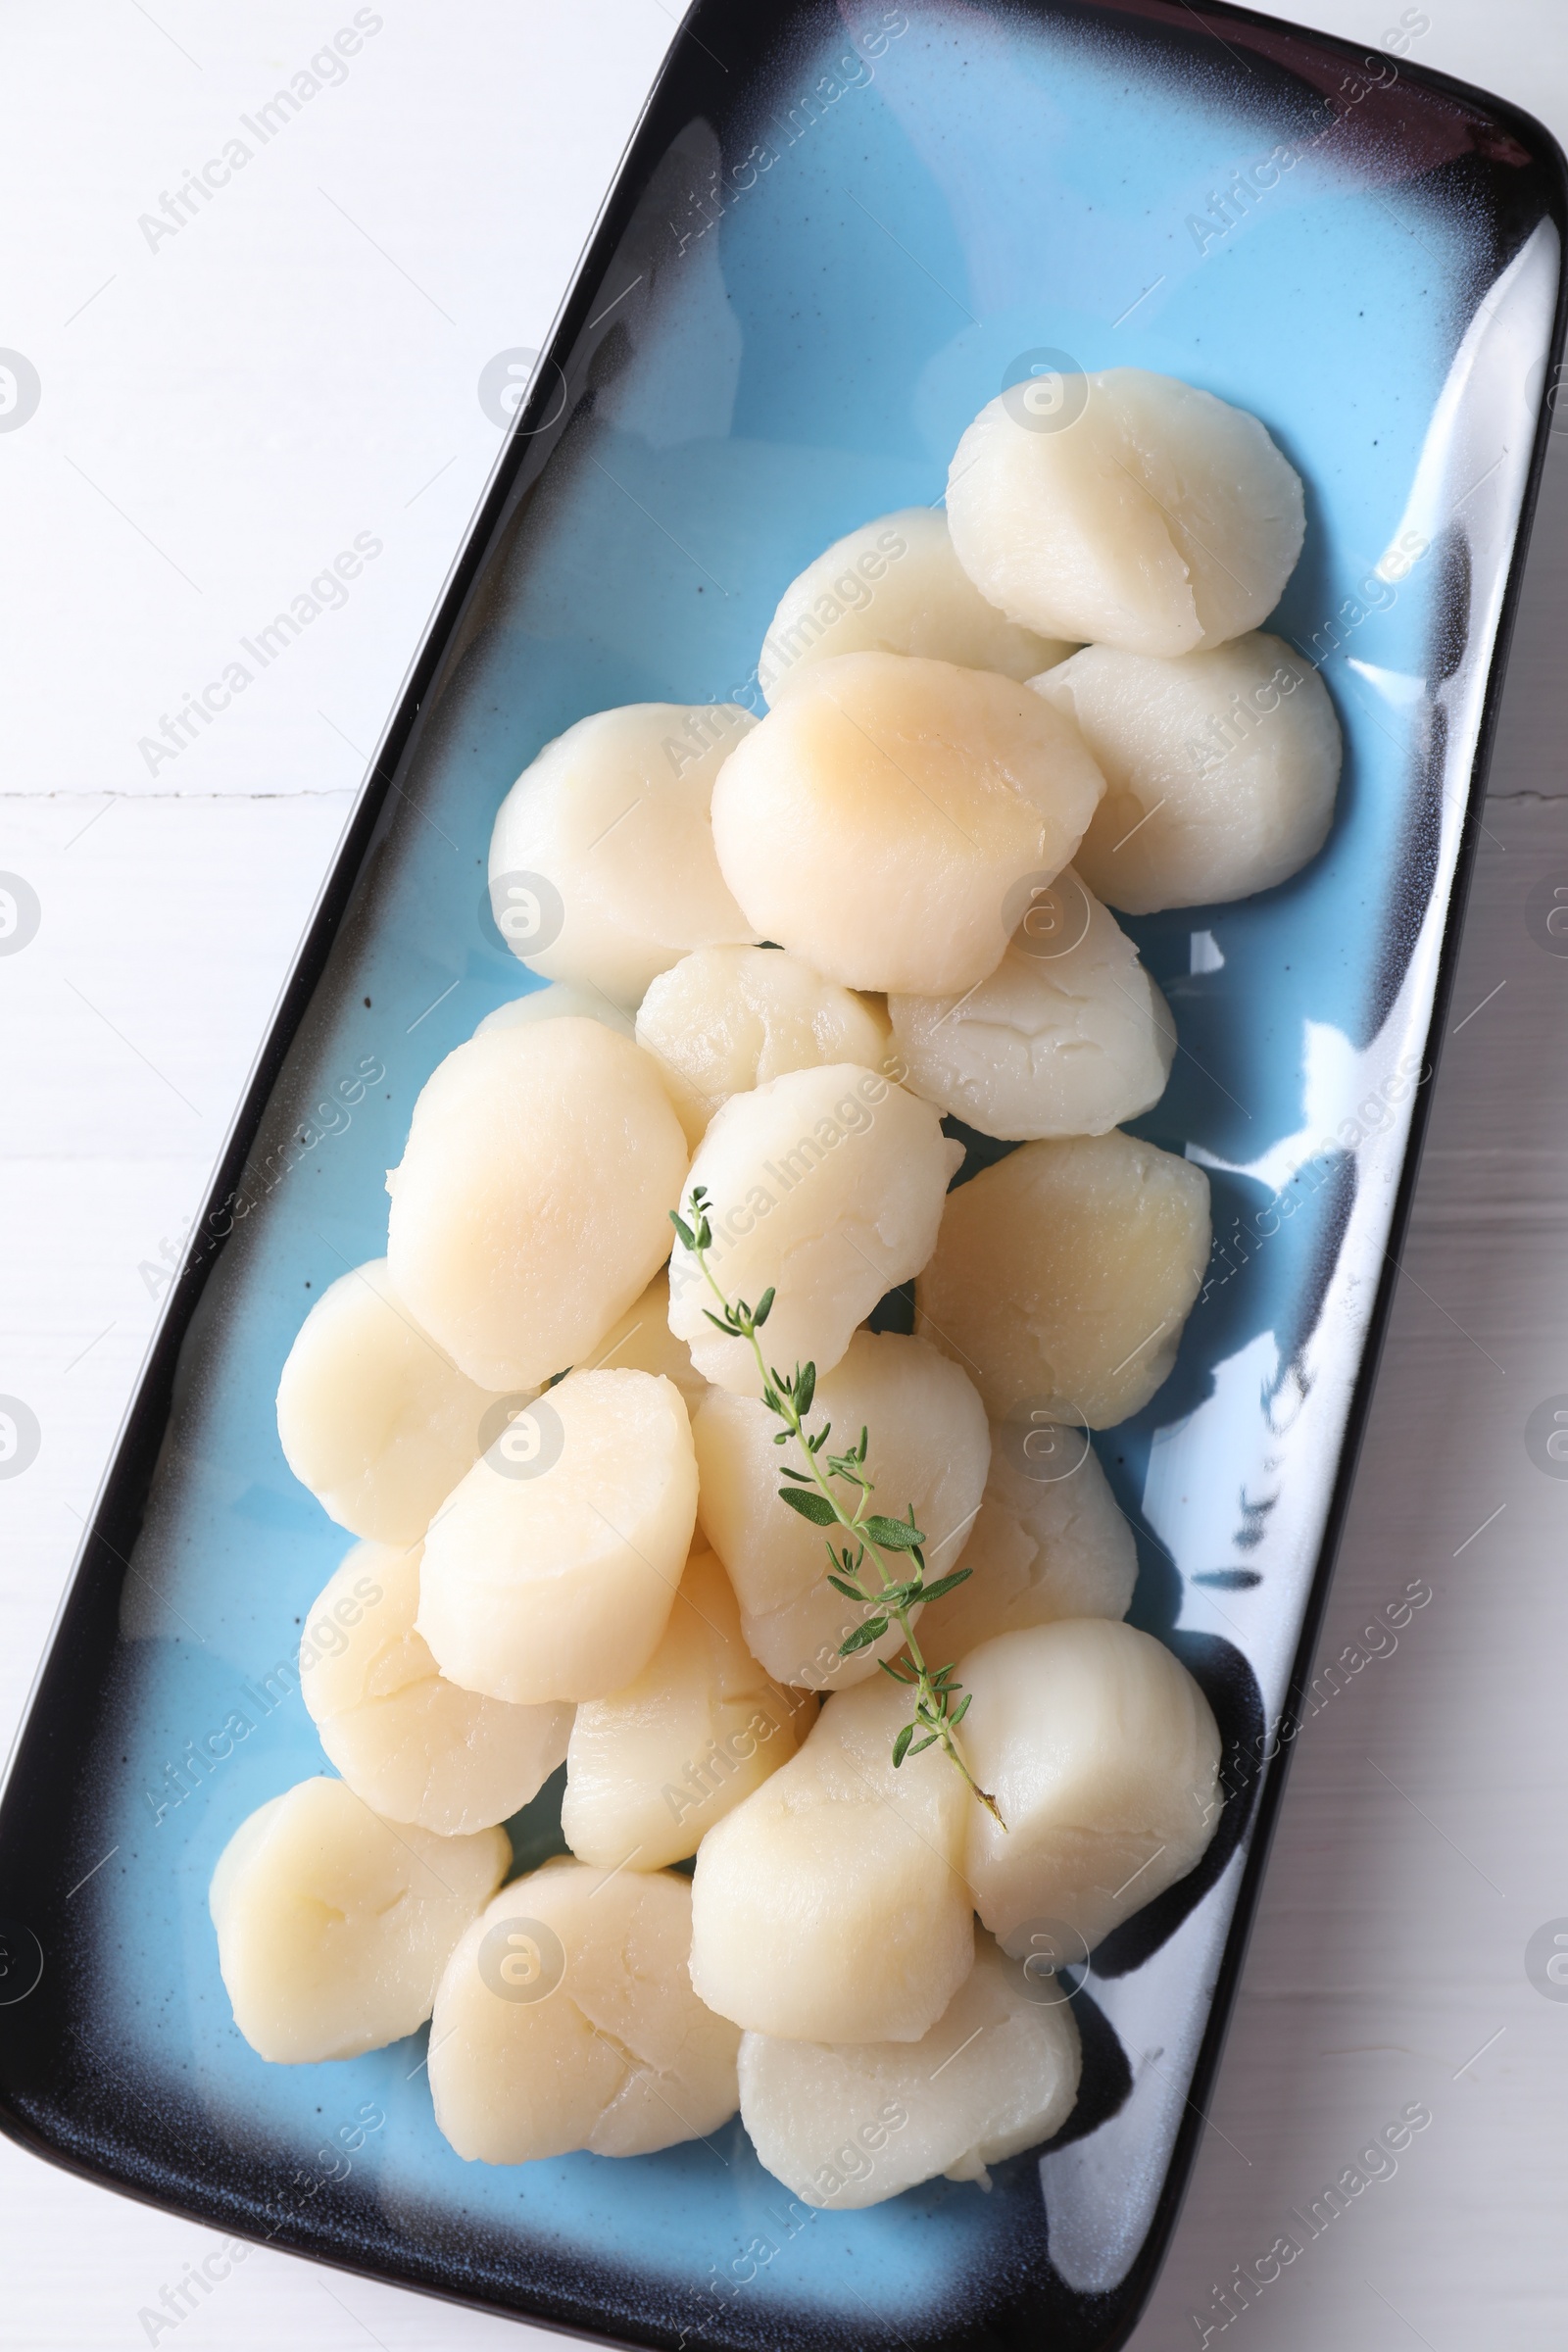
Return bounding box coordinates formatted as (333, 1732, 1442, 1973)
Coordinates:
(914, 1568, 972, 1606)
(838, 1618, 890, 1655)
(778, 1488, 836, 1527)
(862, 1514, 925, 1551)
(891, 1724, 915, 1769)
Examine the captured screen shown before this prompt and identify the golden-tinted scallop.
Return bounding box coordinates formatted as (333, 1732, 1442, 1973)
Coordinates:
(710, 653, 1105, 995)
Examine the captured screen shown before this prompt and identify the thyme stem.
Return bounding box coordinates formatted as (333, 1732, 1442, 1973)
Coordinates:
(672, 1189, 1004, 1827)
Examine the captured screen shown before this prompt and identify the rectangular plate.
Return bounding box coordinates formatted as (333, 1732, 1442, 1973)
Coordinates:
(1, 3, 1564, 2346)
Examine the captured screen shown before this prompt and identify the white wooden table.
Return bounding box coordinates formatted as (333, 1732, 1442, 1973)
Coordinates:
(2, 5, 1566, 2345)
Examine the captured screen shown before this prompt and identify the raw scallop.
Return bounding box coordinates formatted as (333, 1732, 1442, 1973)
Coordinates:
(636, 944, 891, 1148)
(710, 652, 1105, 995)
(689, 1675, 975, 2043)
(958, 1618, 1222, 1949)
(947, 368, 1304, 658)
(209, 1777, 508, 2064)
(915, 1130, 1211, 1426)
(429, 1860, 740, 2163)
(275, 1257, 512, 1546)
(577, 1266, 708, 1411)
(916, 1422, 1137, 1658)
(385, 1018, 689, 1391)
(562, 1546, 808, 1871)
(738, 1932, 1081, 2208)
(488, 702, 758, 1004)
(887, 873, 1175, 1139)
(1036, 634, 1341, 913)
(474, 980, 635, 1040)
(693, 1330, 990, 1689)
(300, 1542, 571, 1835)
(758, 507, 1072, 700)
(666, 1064, 962, 1396)
(416, 1368, 699, 1705)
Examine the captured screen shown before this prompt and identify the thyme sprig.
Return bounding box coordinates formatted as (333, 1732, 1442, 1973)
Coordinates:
(670, 1186, 1004, 1826)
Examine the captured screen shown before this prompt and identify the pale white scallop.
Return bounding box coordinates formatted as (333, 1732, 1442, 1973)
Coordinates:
(947, 368, 1304, 657)
(738, 1933, 1081, 2208)
(299, 1542, 572, 1835)
(209, 1777, 508, 2064)
(416, 1368, 699, 1705)
(666, 1063, 962, 1396)
(576, 1266, 708, 1411)
(887, 875, 1175, 1139)
(429, 1861, 740, 2163)
(562, 1547, 809, 1871)
(1035, 633, 1341, 914)
(385, 1019, 689, 1391)
(474, 981, 635, 1040)
(689, 1675, 975, 2043)
(915, 1130, 1211, 1426)
(958, 1619, 1222, 1950)
(274, 1258, 513, 1546)
(636, 945, 892, 1148)
(693, 1330, 991, 1689)
(917, 1422, 1137, 1659)
(487, 701, 759, 1004)
(758, 507, 1072, 702)
(710, 652, 1106, 995)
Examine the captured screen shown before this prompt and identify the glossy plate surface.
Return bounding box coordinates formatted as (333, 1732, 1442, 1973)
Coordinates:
(1, 3, 1563, 2346)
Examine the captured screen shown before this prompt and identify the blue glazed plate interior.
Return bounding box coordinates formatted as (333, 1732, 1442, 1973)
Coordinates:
(2, 4, 1560, 2347)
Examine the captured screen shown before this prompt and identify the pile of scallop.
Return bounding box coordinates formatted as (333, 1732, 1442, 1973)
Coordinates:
(212, 368, 1338, 2211)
